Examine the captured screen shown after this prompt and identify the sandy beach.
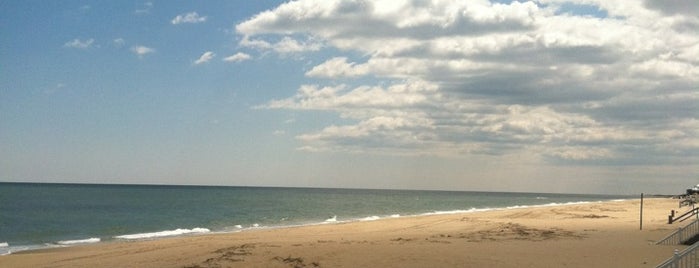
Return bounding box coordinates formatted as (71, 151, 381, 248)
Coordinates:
(0, 198, 685, 267)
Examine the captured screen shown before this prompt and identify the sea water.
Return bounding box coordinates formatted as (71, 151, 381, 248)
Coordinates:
(0, 182, 630, 255)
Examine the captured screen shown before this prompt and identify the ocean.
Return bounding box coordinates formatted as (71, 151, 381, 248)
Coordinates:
(0, 182, 631, 255)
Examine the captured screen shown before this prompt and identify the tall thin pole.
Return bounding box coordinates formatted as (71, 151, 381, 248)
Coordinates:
(640, 193, 644, 230)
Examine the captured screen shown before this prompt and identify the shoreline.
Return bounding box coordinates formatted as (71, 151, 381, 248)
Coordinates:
(0, 198, 632, 256)
(0, 198, 684, 267)
(2, 183, 635, 256)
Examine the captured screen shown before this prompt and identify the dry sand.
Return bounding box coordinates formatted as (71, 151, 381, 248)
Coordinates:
(0, 198, 687, 267)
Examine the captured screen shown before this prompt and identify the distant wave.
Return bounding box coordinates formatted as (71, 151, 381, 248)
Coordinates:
(57, 238, 101, 245)
(115, 228, 210, 240)
(360, 216, 380, 221)
(0, 243, 9, 256)
(424, 207, 498, 216)
(421, 201, 603, 216)
(506, 201, 592, 210)
(0, 243, 63, 256)
(325, 215, 338, 223)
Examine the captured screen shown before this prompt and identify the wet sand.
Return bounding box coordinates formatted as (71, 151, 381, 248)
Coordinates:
(0, 198, 684, 267)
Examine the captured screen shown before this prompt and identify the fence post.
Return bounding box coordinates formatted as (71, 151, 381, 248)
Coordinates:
(670, 210, 675, 224)
(640, 193, 643, 230)
(673, 249, 680, 268)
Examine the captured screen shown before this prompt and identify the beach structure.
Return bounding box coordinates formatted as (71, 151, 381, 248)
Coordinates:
(656, 244, 699, 268)
(656, 185, 699, 268)
(686, 185, 699, 195)
(656, 221, 699, 268)
(656, 219, 699, 245)
(668, 187, 699, 224)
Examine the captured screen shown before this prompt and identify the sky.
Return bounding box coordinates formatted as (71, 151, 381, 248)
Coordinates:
(1, 0, 697, 195)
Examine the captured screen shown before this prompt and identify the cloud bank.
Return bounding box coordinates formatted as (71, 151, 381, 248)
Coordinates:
(240, 0, 698, 167)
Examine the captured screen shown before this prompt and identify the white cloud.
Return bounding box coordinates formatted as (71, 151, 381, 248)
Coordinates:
(260, 80, 650, 159)
(171, 12, 207, 25)
(63, 38, 94, 49)
(131, 45, 155, 57)
(194, 51, 215, 65)
(223, 52, 252, 62)
(242, 0, 699, 166)
(274, 36, 322, 53)
(240, 36, 323, 54)
(44, 83, 66, 95)
(113, 38, 125, 47)
(134, 2, 153, 15)
(262, 81, 437, 111)
(305, 57, 369, 78)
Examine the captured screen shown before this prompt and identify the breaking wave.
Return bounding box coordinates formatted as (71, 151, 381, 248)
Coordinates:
(114, 228, 210, 240)
(57, 238, 101, 245)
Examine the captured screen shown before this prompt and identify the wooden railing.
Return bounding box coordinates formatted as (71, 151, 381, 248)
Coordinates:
(669, 208, 699, 224)
(656, 243, 699, 268)
(658, 219, 699, 245)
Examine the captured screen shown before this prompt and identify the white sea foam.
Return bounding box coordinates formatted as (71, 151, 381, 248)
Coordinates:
(425, 207, 492, 216)
(510, 201, 591, 209)
(419, 201, 600, 217)
(325, 216, 338, 222)
(1, 243, 63, 256)
(115, 228, 210, 240)
(390, 214, 401, 218)
(0, 242, 13, 256)
(360, 216, 380, 221)
(57, 238, 101, 245)
(234, 225, 243, 229)
(0, 243, 12, 256)
(252, 223, 260, 228)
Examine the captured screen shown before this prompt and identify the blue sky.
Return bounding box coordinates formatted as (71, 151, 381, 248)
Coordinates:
(1, 0, 698, 194)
